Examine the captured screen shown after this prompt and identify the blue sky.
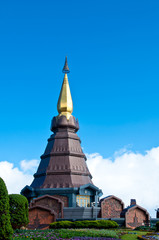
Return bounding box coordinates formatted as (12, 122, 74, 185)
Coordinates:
(1, 0, 159, 216)
(1, 0, 159, 163)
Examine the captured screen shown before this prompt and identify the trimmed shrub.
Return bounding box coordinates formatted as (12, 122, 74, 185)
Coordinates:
(9, 194, 29, 229)
(50, 220, 119, 229)
(73, 220, 98, 228)
(96, 220, 119, 229)
(50, 221, 74, 229)
(0, 177, 13, 239)
(73, 221, 86, 228)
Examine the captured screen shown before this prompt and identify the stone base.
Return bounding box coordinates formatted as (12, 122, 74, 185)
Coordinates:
(63, 207, 101, 220)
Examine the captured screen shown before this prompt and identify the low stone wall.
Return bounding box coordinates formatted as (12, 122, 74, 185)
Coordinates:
(63, 207, 101, 220)
(61, 208, 125, 227)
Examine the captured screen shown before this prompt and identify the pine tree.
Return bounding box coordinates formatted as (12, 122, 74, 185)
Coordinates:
(0, 177, 13, 240)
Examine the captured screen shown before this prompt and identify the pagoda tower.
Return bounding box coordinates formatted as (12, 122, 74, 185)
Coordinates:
(21, 57, 102, 208)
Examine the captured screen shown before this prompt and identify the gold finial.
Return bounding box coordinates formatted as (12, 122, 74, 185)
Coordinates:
(62, 56, 70, 73)
(57, 58, 73, 120)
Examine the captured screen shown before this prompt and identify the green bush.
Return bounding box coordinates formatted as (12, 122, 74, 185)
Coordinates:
(50, 219, 119, 229)
(50, 221, 74, 229)
(96, 220, 119, 229)
(9, 194, 29, 229)
(0, 177, 13, 239)
(73, 220, 118, 229)
(73, 220, 98, 228)
(73, 220, 87, 228)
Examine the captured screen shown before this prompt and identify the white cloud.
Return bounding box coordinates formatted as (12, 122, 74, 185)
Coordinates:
(0, 147, 159, 217)
(0, 160, 39, 194)
(87, 147, 159, 217)
(20, 159, 39, 173)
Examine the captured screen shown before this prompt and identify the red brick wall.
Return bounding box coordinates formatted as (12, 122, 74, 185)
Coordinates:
(28, 195, 65, 229)
(101, 198, 123, 218)
(54, 195, 68, 207)
(126, 208, 149, 229)
(33, 196, 61, 215)
(28, 208, 55, 229)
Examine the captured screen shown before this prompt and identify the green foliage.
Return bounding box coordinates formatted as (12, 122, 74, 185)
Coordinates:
(135, 225, 155, 231)
(0, 177, 13, 239)
(73, 220, 88, 228)
(156, 221, 159, 231)
(50, 219, 119, 229)
(56, 228, 119, 238)
(9, 194, 29, 229)
(119, 231, 151, 240)
(13, 229, 119, 239)
(96, 220, 119, 229)
(49, 220, 74, 229)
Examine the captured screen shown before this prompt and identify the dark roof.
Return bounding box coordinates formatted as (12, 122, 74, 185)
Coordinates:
(120, 205, 135, 217)
(100, 195, 112, 201)
(79, 183, 103, 197)
(99, 195, 124, 207)
(121, 204, 149, 218)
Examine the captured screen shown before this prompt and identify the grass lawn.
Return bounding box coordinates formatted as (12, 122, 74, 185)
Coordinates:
(116, 229, 153, 240)
(119, 231, 148, 239)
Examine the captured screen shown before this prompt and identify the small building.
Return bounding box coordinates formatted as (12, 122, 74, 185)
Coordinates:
(100, 195, 124, 218)
(121, 199, 150, 229)
(28, 195, 64, 229)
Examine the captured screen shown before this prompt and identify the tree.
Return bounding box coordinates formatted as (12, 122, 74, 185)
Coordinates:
(0, 177, 13, 239)
(9, 194, 29, 229)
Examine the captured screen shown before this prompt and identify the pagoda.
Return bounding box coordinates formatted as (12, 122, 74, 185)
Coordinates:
(21, 58, 150, 229)
(21, 57, 102, 209)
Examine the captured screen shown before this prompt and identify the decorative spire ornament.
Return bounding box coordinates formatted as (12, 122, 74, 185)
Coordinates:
(62, 56, 70, 73)
(57, 57, 73, 120)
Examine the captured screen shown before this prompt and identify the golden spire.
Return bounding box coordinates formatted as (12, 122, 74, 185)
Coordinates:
(57, 57, 73, 120)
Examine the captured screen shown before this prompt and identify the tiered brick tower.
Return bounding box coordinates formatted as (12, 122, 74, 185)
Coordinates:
(21, 57, 102, 208)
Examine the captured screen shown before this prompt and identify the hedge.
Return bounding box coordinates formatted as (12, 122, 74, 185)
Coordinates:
(0, 177, 13, 239)
(9, 194, 29, 229)
(50, 220, 119, 229)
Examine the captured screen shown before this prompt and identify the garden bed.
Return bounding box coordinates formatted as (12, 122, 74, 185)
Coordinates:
(138, 233, 159, 239)
(13, 229, 120, 240)
(13, 228, 159, 240)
